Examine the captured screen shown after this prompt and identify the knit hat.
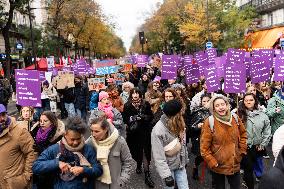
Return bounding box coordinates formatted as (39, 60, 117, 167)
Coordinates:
(0, 104, 7, 114)
(163, 99, 182, 117)
(99, 91, 109, 101)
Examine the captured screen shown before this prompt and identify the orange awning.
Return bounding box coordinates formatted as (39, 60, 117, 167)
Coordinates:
(251, 26, 284, 49)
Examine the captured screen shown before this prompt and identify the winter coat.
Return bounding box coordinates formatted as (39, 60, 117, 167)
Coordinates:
(89, 91, 99, 110)
(30, 120, 65, 154)
(272, 124, 284, 161)
(74, 83, 88, 110)
(200, 115, 247, 175)
(0, 86, 10, 106)
(259, 146, 284, 189)
(86, 129, 134, 189)
(245, 110, 271, 148)
(138, 80, 149, 96)
(90, 108, 125, 137)
(265, 91, 284, 135)
(62, 87, 75, 103)
(32, 143, 103, 189)
(151, 115, 188, 179)
(190, 90, 205, 111)
(0, 117, 36, 189)
(120, 91, 129, 104)
(188, 106, 210, 155)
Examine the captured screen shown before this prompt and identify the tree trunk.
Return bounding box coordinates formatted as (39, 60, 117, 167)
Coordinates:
(2, 29, 11, 79)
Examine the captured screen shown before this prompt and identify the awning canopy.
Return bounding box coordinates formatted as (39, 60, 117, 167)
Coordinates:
(250, 26, 284, 49)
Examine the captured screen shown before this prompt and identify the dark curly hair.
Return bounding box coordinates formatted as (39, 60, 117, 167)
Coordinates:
(237, 93, 259, 125)
(65, 116, 87, 134)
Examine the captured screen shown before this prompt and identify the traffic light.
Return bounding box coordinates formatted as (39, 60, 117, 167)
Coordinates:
(139, 31, 145, 45)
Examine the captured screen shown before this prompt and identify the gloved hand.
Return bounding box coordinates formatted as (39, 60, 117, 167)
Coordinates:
(164, 176, 174, 187)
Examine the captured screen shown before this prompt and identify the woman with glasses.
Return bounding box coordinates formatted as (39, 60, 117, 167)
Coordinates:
(145, 81, 162, 112)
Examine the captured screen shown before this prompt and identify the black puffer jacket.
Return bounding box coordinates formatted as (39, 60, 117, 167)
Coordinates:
(188, 106, 210, 155)
(259, 146, 284, 189)
(74, 83, 88, 110)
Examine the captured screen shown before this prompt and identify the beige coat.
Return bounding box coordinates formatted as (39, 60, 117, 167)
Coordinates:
(0, 117, 36, 189)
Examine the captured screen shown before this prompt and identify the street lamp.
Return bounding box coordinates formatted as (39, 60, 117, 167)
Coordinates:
(27, 1, 36, 70)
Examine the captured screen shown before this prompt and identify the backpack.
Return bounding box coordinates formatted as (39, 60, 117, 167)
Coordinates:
(208, 113, 240, 132)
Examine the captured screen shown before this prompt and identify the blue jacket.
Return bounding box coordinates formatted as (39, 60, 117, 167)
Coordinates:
(32, 143, 103, 189)
(89, 91, 99, 110)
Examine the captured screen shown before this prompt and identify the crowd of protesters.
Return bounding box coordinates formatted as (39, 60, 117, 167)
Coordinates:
(1, 62, 284, 189)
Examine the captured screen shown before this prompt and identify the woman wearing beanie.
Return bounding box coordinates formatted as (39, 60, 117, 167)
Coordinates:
(200, 94, 247, 189)
(86, 112, 134, 189)
(151, 99, 189, 189)
(266, 86, 284, 135)
(123, 87, 155, 188)
(237, 93, 271, 189)
(90, 91, 125, 138)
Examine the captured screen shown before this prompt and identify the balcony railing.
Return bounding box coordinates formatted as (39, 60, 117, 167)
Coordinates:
(240, 0, 284, 13)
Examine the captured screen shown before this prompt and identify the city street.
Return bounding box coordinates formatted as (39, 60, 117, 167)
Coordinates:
(7, 102, 274, 189)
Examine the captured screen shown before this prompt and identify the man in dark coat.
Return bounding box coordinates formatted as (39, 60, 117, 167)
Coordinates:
(74, 76, 88, 121)
(259, 146, 284, 189)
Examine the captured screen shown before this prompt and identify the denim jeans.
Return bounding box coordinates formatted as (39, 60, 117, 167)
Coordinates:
(164, 168, 189, 189)
(64, 103, 75, 117)
(76, 108, 87, 121)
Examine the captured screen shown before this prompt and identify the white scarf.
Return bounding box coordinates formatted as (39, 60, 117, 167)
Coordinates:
(92, 127, 119, 184)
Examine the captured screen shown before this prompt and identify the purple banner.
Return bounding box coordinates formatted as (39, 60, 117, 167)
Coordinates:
(215, 56, 226, 78)
(39, 71, 46, 81)
(244, 57, 251, 77)
(226, 48, 245, 65)
(253, 49, 274, 67)
(274, 54, 284, 81)
(136, 55, 148, 67)
(206, 48, 217, 65)
(52, 68, 58, 76)
(250, 57, 271, 83)
(195, 51, 209, 67)
(161, 55, 178, 80)
(204, 64, 220, 92)
(224, 64, 246, 93)
(76, 59, 88, 75)
(184, 55, 200, 84)
(15, 69, 41, 107)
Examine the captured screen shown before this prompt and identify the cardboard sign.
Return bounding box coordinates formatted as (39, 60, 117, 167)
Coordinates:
(95, 66, 119, 75)
(204, 64, 220, 92)
(56, 71, 75, 89)
(122, 64, 132, 72)
(87, 78, 106, 91)
(274, 54, 284, 81)
(136, 55, 149, 67)
(250, 57, 271, 83)
(226, 48, 245, 65)
(15, 69, 41, 107)
(95, 60, 116, 68)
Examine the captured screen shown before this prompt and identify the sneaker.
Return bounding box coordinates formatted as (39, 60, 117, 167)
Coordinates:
(240, 169, 244, 174)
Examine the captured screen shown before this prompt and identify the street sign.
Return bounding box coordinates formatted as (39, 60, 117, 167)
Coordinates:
(206, 41, 213, 49)
(15, 42, 24, 50)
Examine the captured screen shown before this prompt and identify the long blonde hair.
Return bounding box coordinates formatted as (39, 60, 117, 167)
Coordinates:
(167, 111, 186, 137)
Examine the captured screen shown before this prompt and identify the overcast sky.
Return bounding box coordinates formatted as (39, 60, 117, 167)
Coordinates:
(96, 0, 163, 51)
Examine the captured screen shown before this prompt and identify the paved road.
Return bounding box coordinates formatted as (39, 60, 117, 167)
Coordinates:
(7, 102, 274, 189)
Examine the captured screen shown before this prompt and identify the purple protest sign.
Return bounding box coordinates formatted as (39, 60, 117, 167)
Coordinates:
(52, 68, 58, 76)
(215, 56, 226, 78)
(204, 64, 220, 92)
(195, 51, 209, 67)
(161, 55, 178, 80)
(245, 52, 251, 58)
(39, 71, 46, 81)
(244, 57, 251, 77)
(76, 59, 88, 75)
(153, 76, 161, 82)
(274, 54, 284, 81)
(15, 69, 41, 107)
(224, 64, 246, 93)
(136, 55, 148, 67)
(183, 55, 200, 84)
(253, 49, 274, 67)
(178, 56, 184, 68)
(226, 48, 245, 65)
(206, 48, 217, 65)
(250, 57, 271, 83)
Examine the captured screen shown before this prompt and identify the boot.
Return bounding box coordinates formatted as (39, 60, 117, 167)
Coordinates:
(192, 168, 199, 180)
(145, 171, 155, 188)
